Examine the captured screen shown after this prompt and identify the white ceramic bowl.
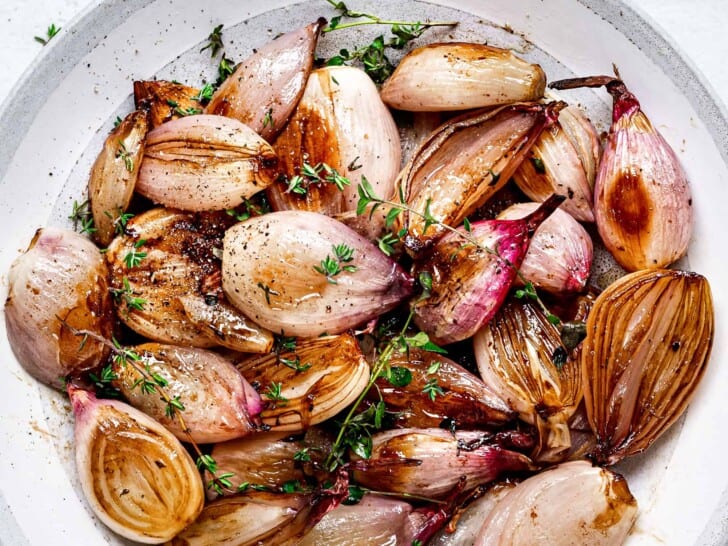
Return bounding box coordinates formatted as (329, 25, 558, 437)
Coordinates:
(1, 1, 727, 544)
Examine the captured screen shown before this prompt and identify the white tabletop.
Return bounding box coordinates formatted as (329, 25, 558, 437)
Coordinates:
(1, 0, 727, 110)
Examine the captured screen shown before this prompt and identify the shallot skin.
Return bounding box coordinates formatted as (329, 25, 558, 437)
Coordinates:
(5, 227, 113, 387)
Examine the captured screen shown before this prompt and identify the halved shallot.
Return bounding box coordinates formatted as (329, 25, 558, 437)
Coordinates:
(581, 269, 713, 465)
(68, 385, 204, 543)
(381, 43, 546, 111)
(222, 211, 414, 337)
(88, 109, 149, 246)
(497, 202, 593, 294)
(395, 102, 564, 253)
(237, 334, 370, 431)
(551, 76, 693, 270)
(412, 195, 564, 344)
(136, 115, 278, 211)
(473, 461, 637, 545)
(5, 228, 114, 387)
(474, 300, 582, 462)
(205, 19, 325, 141)
(351, 428, 534, 499)
(112, 343, 262, 443)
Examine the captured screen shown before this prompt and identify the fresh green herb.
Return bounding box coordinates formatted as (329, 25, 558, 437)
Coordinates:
(193, 83, 215, 103)
(427, 360, 442, 374)
(531, 156, 546, 174)
(216, 54, 236, 85)
(313, 243, 357, 284)
(200, 24, 224, 57)
(386, 366, 412, 387)
(413, 540, 424, 546)
(34, 23, 61, 46)
(113, 116, 123, 128)
(323, 2, 456, 83)
(68, 199, 96, 235)
(165, 395, 185, 418)
(279, 356, 312, 373)
(293, 447, 312, 462)
(109, 276, 147, 312)
(422, 377, 444, 401)
(463, 217, 472, 232)
(123, 239, 147, 268)
(166, 99, 202, 117)
(285, 162, 351, 195)
(344, 484, 366, 505)
(418, 271, 433, 299)
(116, 141, 134, 172)
(377, 229, 405, 256)
(262, 108, 274, 129)
(256, 282, 280, 305)
(274, 335, 297, 353)
(281, 480, 306, 493)
(225, 197, 270, 222)
(263, 382, 288, 408)
(514, 281, 560, 325)
(487, 169, 501, 186)
(104, 209, 135, 235)
(286, 175, 307, 195)
(237, 482, 250, 492)
(88, 365, 120, 399)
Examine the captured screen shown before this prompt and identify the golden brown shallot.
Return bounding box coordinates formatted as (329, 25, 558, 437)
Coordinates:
(396, 102, 564, 253)
(474, 461, 637, 545)
(552, 76, 692, 270)
(222, 211, 413, 337)
(237, 334, 370, 431)
(381, 43, 546, 111)
(581, 269, 714, 465)
(112, 343, 262, 443)
(133, 80, 203, 128)
(88, 109, 149, 246)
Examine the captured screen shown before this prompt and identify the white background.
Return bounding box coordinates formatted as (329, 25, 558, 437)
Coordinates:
(1, 0, 727, 109)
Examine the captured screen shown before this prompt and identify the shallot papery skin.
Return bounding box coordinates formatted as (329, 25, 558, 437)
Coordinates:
(552, 76, 693, 271)
(222, 211, 414, 337)
(498, 202, 593, 294)
(136, 115, 279, 212)
(268, 65, 400, 236)
(113, 343, 262, 443)
(5, 227, 113, 387)
(412, 194, 564, 345)
(474, 461, 637, 545)
(68, 386, 204, 544)
(381, 42, 546, 111)
(351, 429, 534, 499)
(205, 19, 324, 141)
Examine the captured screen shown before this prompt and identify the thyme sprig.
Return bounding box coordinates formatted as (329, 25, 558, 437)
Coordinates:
(109, 276, 147, 314)
(35, 23, 61, 45)
(69, 199, 96, 236)
(286, 162, 352, 195)
(60, 322, 237, 496)
(356, 177, 560, 323)
(323, 1, 455, 34)
(313, 243, 358, 284)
